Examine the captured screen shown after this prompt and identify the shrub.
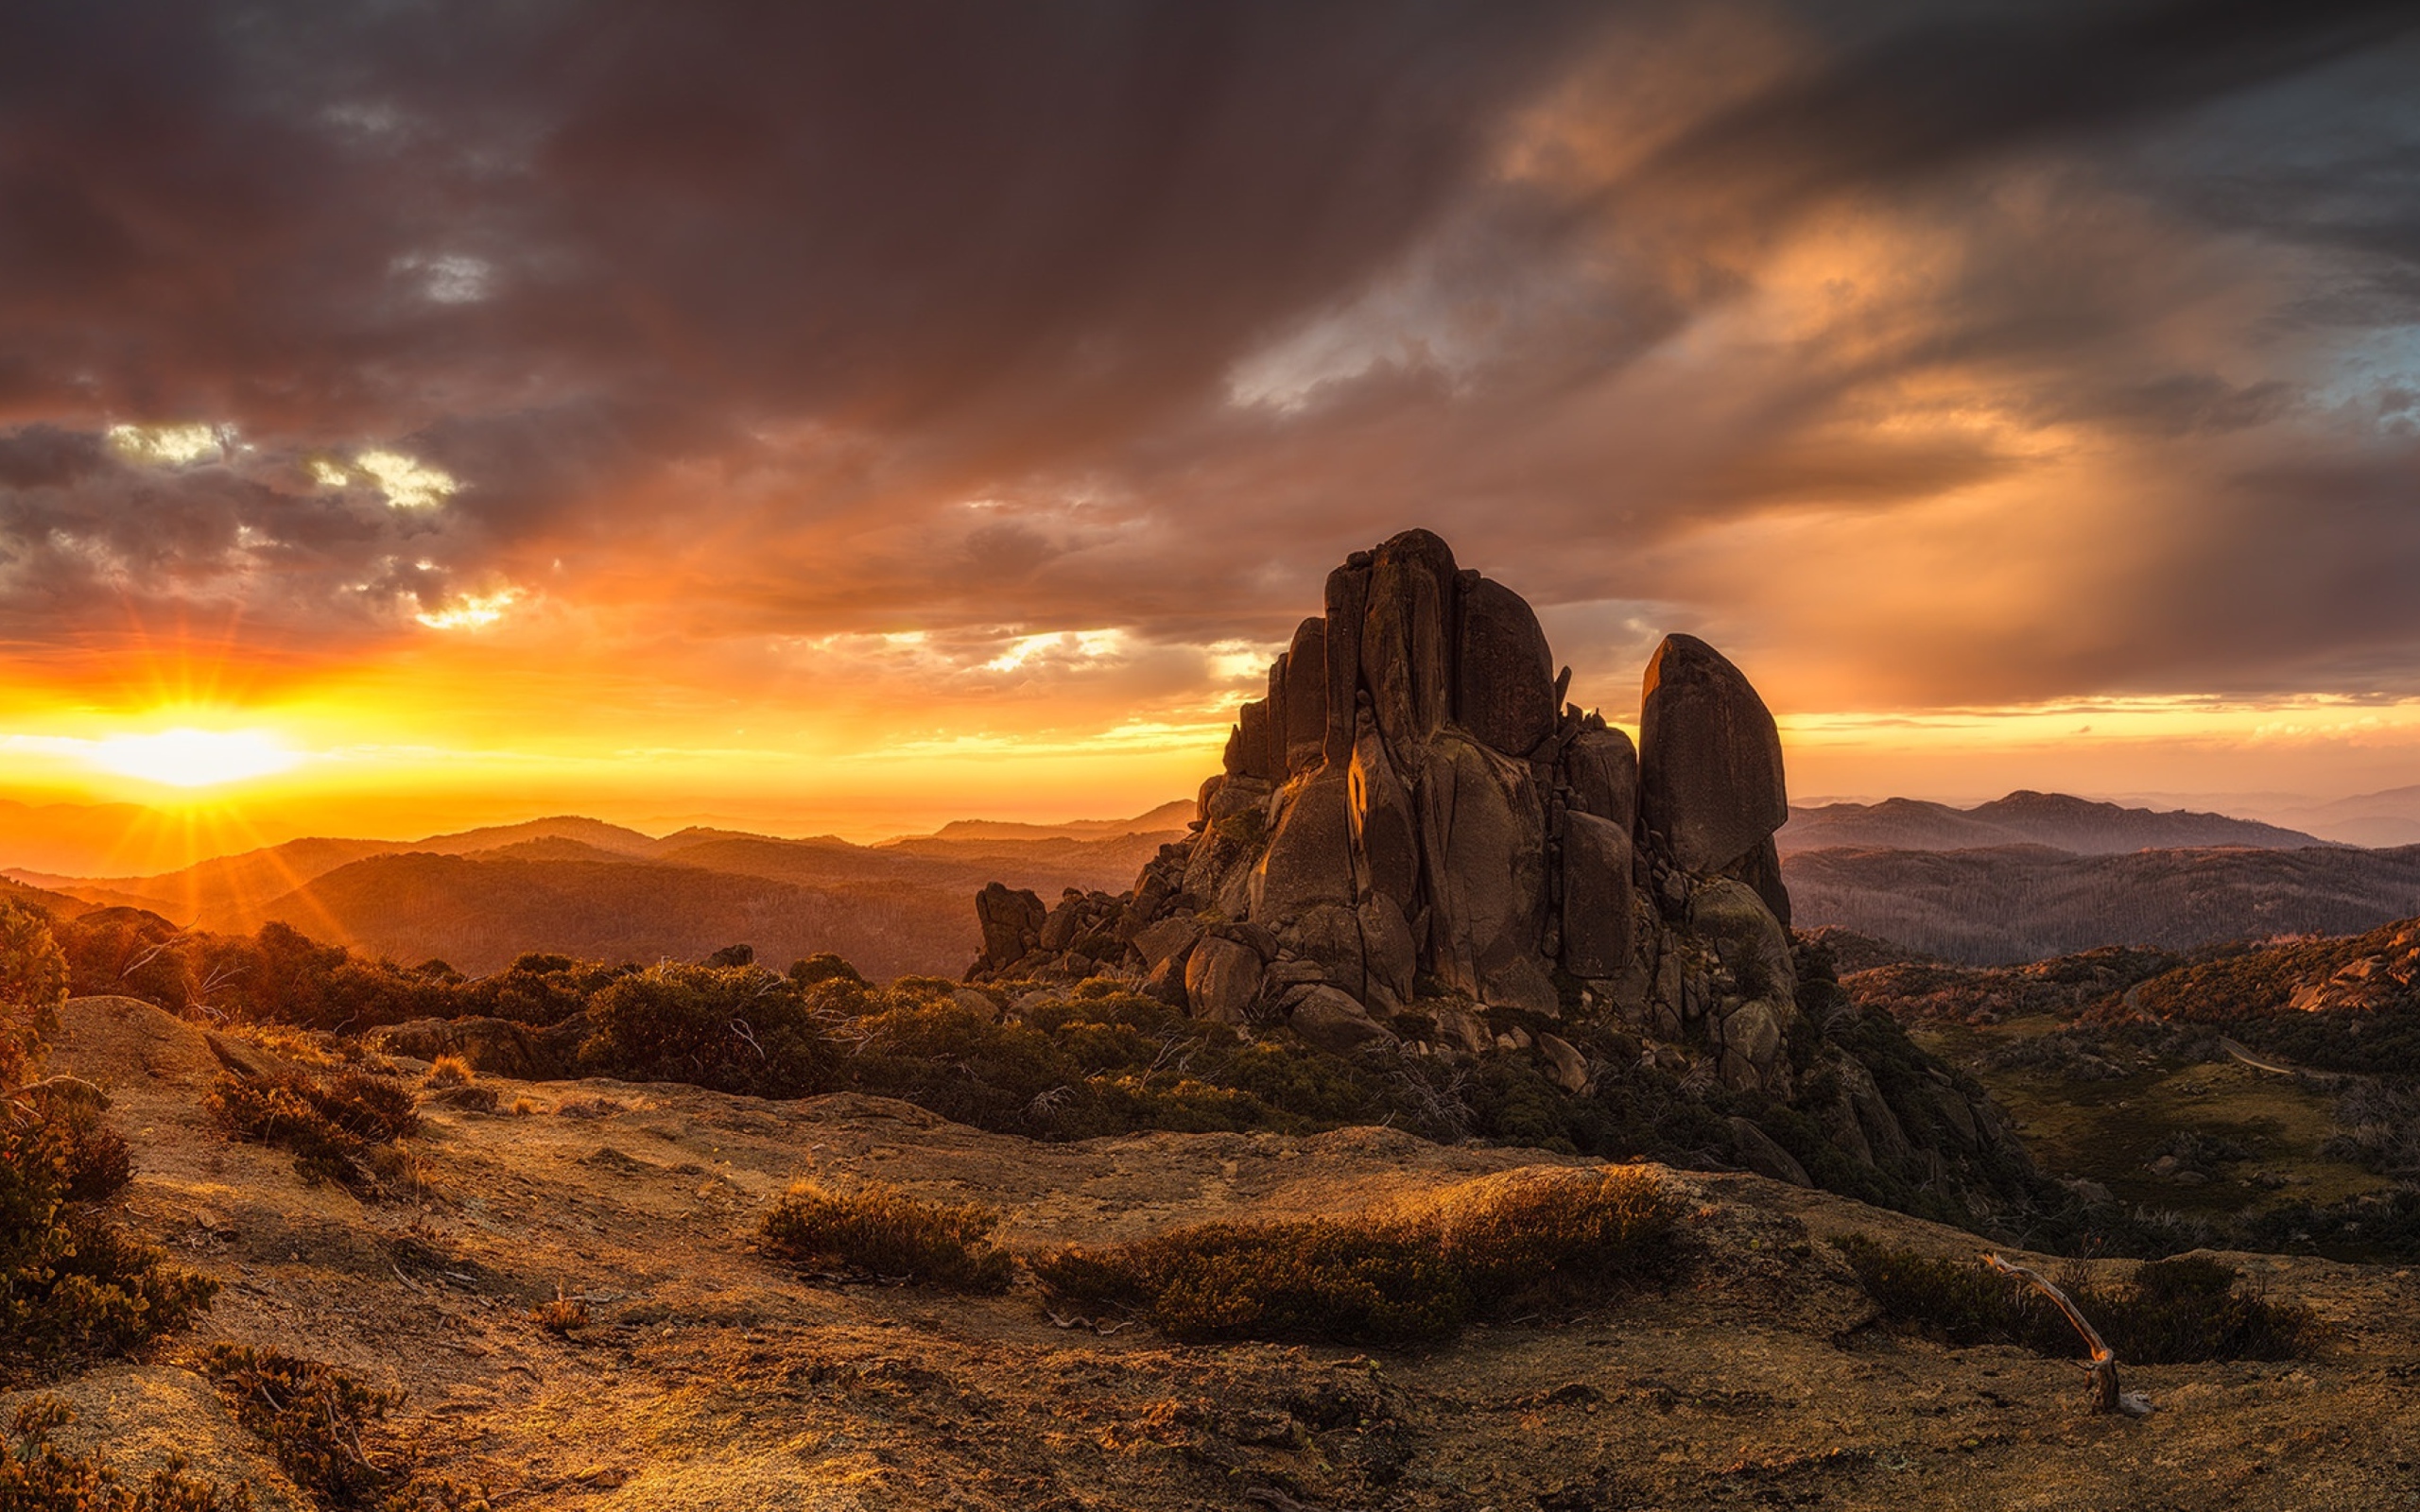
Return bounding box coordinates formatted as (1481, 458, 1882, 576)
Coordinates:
(2, 898, 69, 1089)
(1836, 1236, 2322, 1363)
(203, 1070, 421, 1194)
(529, 1290, 590, 1335)
(1031, 1169, 1685, 1345)
(200, 1346, 400, 1509)
(1, 1398, 248, 1511)
(579, 964, 830, 1097)
(758, 1182, 1014, 1293)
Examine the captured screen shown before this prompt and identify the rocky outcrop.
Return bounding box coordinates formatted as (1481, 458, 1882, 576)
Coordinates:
(960, 531, 2037, 1216)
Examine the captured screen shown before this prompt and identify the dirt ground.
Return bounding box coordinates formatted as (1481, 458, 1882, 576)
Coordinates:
(16, 995, 2420, 1511)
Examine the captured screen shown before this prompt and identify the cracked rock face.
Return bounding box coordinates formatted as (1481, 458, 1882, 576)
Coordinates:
(967, 530, 1800, 1094)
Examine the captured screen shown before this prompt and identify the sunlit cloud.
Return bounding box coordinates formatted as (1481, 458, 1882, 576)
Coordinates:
(354, 450, 460, 509)
(107, 423, 226, 467)
(414, 588, 522, 630)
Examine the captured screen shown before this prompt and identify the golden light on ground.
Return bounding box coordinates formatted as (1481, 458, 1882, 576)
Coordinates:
(82, 728, 305, 789)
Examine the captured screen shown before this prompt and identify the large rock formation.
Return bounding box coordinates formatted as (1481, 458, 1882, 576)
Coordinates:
(965, 528, 1817, 1095)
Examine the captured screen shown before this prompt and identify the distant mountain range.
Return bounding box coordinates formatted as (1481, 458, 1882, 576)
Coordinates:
(7, 806, 1192, 979)
(15, 786, 2420, 976)
(1776, 790, 2328, 854)
(1783, 843, 2420, 965)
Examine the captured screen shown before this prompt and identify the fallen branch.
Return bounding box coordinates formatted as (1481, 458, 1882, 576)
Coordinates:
(1983, 1254, 2152, 1417)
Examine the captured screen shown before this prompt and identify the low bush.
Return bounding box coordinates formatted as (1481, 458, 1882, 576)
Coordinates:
(1, 1399, 248, 1511)
(758, 1182, 1014, 1293)
(1836, 1236, 2322, 1362)
(1031, 1168, 1685, 1345)
(203, 1070, 421, 1194)
(199, 1346, 401, 1509)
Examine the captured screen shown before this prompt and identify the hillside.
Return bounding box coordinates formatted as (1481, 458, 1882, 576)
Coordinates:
(1779, 790, 2328, 855)
(221, 852, 993, 979)
(1784, 842, 2420, 964)
(13, 808, 1191, 977)
(25, 993, 2416, 1511)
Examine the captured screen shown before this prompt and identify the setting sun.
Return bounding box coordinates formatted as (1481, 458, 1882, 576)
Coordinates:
(82, 728, 304, 789)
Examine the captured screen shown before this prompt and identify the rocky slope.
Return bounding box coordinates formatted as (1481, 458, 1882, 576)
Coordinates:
(965, 530, 2045, 1229)
(22, 993, 2420, 1511)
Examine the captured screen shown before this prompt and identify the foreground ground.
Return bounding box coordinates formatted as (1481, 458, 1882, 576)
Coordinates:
(15, 995, 2420, 1510)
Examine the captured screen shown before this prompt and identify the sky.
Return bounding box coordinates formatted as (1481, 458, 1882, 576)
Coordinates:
(4, 0, 2420, 857)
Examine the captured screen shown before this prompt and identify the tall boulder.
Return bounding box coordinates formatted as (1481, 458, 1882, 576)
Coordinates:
(1235, 699, 1276, 781)
(1419, 733, 1557, 1014)
(1253, 768, 1357, 921)
(1359, 529, 1458, 756)
(1322, 560, 1370, 768)
(1564, 725, 1638, 832)
(1283, 617, 1328, 776)
(1346, 715, 1421, 915)
(1638, 633, 1787, 873)
(1558, 810, 1634, 978)
(1455, 576, 1558, 757)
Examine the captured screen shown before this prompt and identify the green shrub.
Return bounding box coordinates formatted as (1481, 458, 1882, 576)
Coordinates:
(203, 1071, 420, 1194)
(2, 898, 69, 1089)
(1836, 1236, 2322, 1362)
(579, 964, 830, 1097)
(758, 1182, 1014, 1293)
(1, 1398, 249, 1511)
(200, 1346, 400, 1509)
(1031, 1168, 1685, 1345)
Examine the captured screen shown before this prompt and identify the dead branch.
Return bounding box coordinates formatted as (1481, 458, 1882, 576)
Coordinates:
(1984, 1253, 2152, 1417)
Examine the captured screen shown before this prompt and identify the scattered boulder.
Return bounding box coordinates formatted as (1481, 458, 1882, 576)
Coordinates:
(1185, 936, 1263, 1024)
(1727, 1116, 1813, 1187)
(1288, 987, 1396, 1055)
(975, 884, 1046, 972)
(1536, 1032, 1589, 1093)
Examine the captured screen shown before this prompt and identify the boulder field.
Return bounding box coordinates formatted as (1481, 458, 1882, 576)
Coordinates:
(968, 531, 2014, 1194)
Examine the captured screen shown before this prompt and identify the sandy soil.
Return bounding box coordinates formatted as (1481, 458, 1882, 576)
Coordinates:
(15, 994, 2418, 1511)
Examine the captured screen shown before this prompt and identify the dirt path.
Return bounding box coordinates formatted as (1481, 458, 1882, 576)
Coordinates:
(18, 996, 2420, 1510)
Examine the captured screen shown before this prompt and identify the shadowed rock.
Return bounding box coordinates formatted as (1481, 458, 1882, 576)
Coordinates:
(1360, 529, 1458, 755)
(1421, 733, 1556, 1014)
(1185, 936, 1262, 1024)
(976, 883, 1046, 970)
(1347, 715, 1420, 915)
(1234, 699, 1276, 781)
(1564, 726, 1638, 833)
(1322, 561, 1369, 768)
(1253, 769, 1357, 920)
(1455, 575, 1557, 757)
(1284, 617, 1328, 776)
(1639, 633, 1788, 873)
(1559, 811, 1634, 979)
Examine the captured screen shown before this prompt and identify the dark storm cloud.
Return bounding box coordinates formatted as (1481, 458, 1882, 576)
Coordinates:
(2, 0, 2420, 710)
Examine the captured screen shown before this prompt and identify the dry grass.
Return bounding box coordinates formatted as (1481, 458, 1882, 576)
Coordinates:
(0, 1399, 247, 1511)
(529, 1286, 590, 1335)
(758, 1182, 1014, 1294)
(203, 1069, 422, 1194)
(1031, 1169, 1686, 1345)
(1837, 1237, 2324, 1363)
(199, 1345, 402, 1510)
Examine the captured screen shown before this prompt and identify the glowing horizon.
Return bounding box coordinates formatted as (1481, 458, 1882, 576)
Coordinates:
(4, 8, 2418, 871)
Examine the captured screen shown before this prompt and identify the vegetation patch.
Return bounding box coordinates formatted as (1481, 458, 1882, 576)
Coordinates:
(202, 1069, 421, 1194)
(758, 1182, 1014, 1293)
(0, 1399, 249, 1511)
(2, 901, 217, 1385)
(199, 1346, 406, 1510)
(1836, 1236, 2322, 1363)
(1031, 1169, 1685, 1345)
